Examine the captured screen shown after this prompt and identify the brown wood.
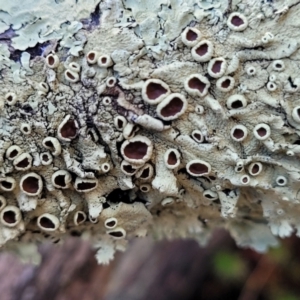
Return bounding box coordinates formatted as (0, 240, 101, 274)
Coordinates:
(0, 230, 229, 300)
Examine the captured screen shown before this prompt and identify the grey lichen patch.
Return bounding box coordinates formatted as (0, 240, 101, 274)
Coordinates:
(2, 0, 300, 263)
(0, 0, 101, 51)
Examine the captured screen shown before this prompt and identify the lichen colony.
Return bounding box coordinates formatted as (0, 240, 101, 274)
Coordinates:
(1, 0, 300, 263)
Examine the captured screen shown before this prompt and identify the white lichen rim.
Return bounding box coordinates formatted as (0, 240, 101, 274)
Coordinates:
(261, 35, 269, 44)
(156, 93, 188, 121)
(20, 123, 31, 135)
(215, 185, 222, 191)
(0, 177, 16, 192)
(13, 152, 32, 171)
(97, 54, 113, 68)
(181, 26, 202, 47)
(267, 81, 277, 92)
(191, 130, 204, 143)
(40, 152, 53, 166)
(207, 57, 227, 78)
(74, 177, 98, 193)
(236, 160, 244, 169)
(45, 53, 59, 68)
(191, 40, 214, 62)
(101, 162, 110, 173)
(57, 115, 78, 142)
(51, 170, 72, 189)
(227, 12, 248, 32)
(141, 78, 171, 105)
(234, 164, 244, 173)
(246, 66, 256, 76)
(42, 137, 62, 156)
(5, 92, 17, 106)
(68, 62, 81, 73)
(292, 106, 300, 123)
(106, 77, 117, 87)
(114, 116, 127, 131)
(276, 208, 285, 215)
(103, 96, 112, 105)
(240, 175, 250, 185)
(120, 160, 139, 176)
(179, 189, 185, 197)
(37, 213, 60, 231)
(0, 196, 6, 211)
(276, 176, 287, 186)
(135, 163, 154, 180)
(272, 60, 285, 71)
(226, 94, 247, 110)
(164, 148, 181, 169)
(107, 227, 126, 239)
(184, 74, 210, 97)
(248, 162, 263, 176)
(20, 172, 43, 196)
(121, 135, 153, 165)
(261, 32, 274, 44)
(203, 190, 218, 201)
(123, 123, 138, 140)
(216, 76, 235, 92)
(0, 206, 22, 227)
(74, 211, 87, 225)
(86, 50, 99, 64)
(253, 123, 271, 140)
(230, 124, 248, 142)
(140, 183, 151, 193)
(269, 74, 276, 82)
(38, 82, 49, 93)
(64, 69, 79, 83)
(121, 127, 134, 143)
(186, 159, 211, 177)
(103, 217, 118, 230)
(6, 145, 22, 160)
(89, 215, 99, 224)
(264, 32, 274, 41)
(161, 197, 174, 206)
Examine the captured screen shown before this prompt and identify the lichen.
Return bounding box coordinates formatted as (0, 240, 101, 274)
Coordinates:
(2, 0, 300, 263)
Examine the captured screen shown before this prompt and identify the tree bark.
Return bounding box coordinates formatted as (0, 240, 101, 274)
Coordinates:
(0, 230, 229, 300)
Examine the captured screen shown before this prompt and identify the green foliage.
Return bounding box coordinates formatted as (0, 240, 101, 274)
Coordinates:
(213, 250, 247, 281)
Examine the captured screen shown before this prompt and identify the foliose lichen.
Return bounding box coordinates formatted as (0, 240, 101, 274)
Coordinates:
(1, 0, 300, 263)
